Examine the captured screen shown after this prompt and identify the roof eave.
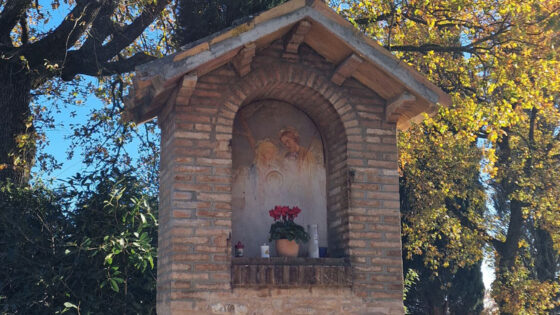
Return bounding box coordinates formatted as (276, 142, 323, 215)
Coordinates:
(127, 0, 450, 124)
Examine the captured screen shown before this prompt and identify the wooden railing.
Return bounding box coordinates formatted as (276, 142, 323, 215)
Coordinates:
(231, 257, 352, 288)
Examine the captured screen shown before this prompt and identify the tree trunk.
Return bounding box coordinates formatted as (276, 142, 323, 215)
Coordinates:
(534, 227, 559, 282)
(0, 60, 35, 185)
(492, 132, 523, 315)
(429, 305, 445, 315)
(497, 200, 523, 271)
(494, 200, 523, 315)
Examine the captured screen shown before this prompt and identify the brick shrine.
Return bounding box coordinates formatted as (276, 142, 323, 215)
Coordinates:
(126, 1, 450, 314)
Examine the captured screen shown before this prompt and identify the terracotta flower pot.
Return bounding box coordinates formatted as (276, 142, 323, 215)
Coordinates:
(276, 239, 299, 257)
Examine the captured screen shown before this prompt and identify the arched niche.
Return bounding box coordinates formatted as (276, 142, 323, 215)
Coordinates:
(224, 72, 352, 259)
(231, 100, 328, 257)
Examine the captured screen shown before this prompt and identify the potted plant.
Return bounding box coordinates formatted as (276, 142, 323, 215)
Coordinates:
(268, 205, 310, 257)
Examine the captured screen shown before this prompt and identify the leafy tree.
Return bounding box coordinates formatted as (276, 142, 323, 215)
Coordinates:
(400, 129, 486, 314)
(63, 170, 158, 314)
(0, 181, 70, 313)
(404, 260, 484, 315)
(447, 262, 485, 315)
(338, 0, 560, 313)
(0, 169, 158, 314)
(175, 0, 288, 45)
(0, 0, 173, 185)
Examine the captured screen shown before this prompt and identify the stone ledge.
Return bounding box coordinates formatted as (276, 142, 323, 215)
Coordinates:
(231, 257, 351, 288)
(232, 257, 349, 265)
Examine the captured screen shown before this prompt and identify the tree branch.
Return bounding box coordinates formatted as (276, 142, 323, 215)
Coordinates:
(0, 0, 33, 45)
(61, 52, 156, 79)
(79, 2, 119, 53)
(385, 11, 512, 55)
(25, 0, 105, 65)
(387, 43, 476, 53)
(19, 12, 28, 45)
(353, 12, 393, 25)
(445, 197, 504, 251)
(60, 0, 170, 81)
(93, 0, 170, 62)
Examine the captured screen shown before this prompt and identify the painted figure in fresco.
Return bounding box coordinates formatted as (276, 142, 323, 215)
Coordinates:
(233, 139, 284, 208)
(278, 127, 326, 253)
(279, 127, 316, 171)
(252, 140, 283, 192)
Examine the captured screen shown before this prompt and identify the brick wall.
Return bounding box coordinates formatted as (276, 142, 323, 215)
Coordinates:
(156, 40, 404, 314)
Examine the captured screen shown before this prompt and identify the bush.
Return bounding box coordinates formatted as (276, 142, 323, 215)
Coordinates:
(0, 169, 158, 314)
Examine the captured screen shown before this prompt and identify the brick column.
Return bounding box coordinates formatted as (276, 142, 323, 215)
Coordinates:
(157, 80, 232, 314)
(346, 123, 404, 314)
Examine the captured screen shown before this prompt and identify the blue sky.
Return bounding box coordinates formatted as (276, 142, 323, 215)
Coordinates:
(31, 2, 153, 184)
(33, 88, 97, 181)
(31, 2, 87, 182)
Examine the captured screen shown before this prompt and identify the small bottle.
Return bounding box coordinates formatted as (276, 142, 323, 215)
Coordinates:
(308, 224, 319, 258)
(260, 243, 270, 258)
(234, 241, 244, 257)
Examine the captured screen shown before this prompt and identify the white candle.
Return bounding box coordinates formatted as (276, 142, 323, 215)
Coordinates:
(260, 244, 270, 258)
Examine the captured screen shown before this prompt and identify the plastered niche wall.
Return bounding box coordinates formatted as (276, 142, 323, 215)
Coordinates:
(231, 100, 328, 257)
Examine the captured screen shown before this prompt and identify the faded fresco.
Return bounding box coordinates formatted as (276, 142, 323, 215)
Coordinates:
(232, 100, 328, 257)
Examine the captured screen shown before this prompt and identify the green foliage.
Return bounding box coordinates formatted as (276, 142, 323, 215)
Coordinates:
(400, 142, 486, 314)
(269, 220, 310, 243)
(0, 169, 158, 314)
(447, 262, 485, 315)
(0, 181, 69, 314)
(63, 169, 158, 314)
(402, 268, 419, 314)
(175, 0, 288, 45)
(403, 257, 484, 315)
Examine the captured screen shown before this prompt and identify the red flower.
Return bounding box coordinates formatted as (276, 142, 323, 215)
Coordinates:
(292, 206, 301, 216)
(268, 205, 302, 221)
(288, 206, 300, 220)
(269, 206, 284, 221)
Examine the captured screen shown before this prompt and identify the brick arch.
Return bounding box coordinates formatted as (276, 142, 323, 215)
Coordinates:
(219, 62, 359, 137)
(219, 63, 357, 257)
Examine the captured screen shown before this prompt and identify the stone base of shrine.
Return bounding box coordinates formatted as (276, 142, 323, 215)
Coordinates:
(159, 287, 404, 315)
